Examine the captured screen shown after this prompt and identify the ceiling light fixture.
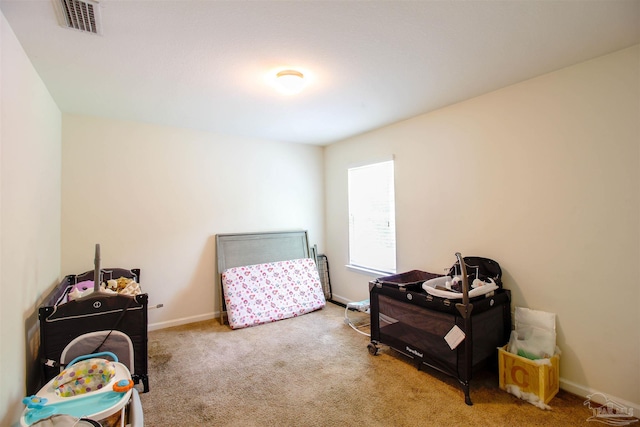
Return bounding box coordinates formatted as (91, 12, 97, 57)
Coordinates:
(275, 69, 305, 95)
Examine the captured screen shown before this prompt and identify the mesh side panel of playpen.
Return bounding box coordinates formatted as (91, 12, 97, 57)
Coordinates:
(60, 330, 134, 371)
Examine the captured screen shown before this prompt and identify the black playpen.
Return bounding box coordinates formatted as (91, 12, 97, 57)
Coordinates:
(368, 253, 511, 405)
(39, 266, 149, 393)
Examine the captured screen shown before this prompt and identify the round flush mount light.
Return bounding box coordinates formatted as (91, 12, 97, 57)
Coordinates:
(275, 69, 305, 95)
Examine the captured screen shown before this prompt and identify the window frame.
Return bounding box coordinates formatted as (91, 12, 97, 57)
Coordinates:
(347, 159, 397, 275)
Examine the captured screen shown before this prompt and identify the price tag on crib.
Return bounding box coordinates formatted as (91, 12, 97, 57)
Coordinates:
(444, 325, 466, 350)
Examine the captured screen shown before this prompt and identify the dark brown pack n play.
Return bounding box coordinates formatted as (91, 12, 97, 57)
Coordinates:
(368, 254, 511, 405)
(38, 268, 149, 393)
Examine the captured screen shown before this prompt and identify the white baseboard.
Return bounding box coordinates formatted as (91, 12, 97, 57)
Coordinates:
(560, 377, 640, 415)
(148, 311, 217, 331)
(330, 293, 356, 305)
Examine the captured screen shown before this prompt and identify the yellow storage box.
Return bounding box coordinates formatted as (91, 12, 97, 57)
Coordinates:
(498, 345, 560, 405)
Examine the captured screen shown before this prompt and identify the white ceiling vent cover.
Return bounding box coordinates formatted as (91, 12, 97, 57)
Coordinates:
(56, 0, 102, 35)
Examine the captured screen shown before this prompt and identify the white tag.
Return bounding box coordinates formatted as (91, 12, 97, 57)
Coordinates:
(445, 325, 466, 350)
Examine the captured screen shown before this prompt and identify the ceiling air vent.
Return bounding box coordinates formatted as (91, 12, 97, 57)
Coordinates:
(57, 0, 102, 35)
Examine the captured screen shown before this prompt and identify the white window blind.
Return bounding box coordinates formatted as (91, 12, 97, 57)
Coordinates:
(348, 160, 396, 274)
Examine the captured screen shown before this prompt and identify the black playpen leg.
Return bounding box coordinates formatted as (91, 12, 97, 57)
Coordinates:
(134, 374, 150, 393)
(463, 382, 472, 406)
(455, 252, 474, 406)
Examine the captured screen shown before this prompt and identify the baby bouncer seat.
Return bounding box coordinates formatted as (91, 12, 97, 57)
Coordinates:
(21, 330, 144, 427)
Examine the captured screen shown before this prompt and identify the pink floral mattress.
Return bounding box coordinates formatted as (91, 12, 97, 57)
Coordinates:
(221, 258, 326, 329)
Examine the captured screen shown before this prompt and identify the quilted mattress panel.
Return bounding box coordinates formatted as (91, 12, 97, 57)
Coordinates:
(222, 258, 326, 329)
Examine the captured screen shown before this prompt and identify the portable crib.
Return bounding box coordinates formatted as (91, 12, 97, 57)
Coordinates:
(39, 267, 149, 394)
(368, 253, 512, 405)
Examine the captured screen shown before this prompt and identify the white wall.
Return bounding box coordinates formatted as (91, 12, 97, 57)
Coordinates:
(0, 11, 62, 426)
(62, 115, 324, 329)
(1, 4, 636, 420)
(325, 46, 639, 408)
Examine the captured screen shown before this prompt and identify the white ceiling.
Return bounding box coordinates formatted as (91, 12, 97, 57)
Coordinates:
(1, 1, 639, 145)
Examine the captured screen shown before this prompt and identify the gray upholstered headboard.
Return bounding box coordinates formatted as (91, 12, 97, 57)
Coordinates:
(215, 230, 312, 323)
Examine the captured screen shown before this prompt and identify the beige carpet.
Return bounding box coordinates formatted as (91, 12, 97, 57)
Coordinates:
(139, 302, 595, 426)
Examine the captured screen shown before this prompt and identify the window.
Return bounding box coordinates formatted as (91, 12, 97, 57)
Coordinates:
(348, 160, 396, 274)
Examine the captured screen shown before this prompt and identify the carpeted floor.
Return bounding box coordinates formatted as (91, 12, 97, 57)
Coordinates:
(139, 302, 597, 426)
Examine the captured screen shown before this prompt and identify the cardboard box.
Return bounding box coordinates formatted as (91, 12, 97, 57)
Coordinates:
(498, 345, 560, 404)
